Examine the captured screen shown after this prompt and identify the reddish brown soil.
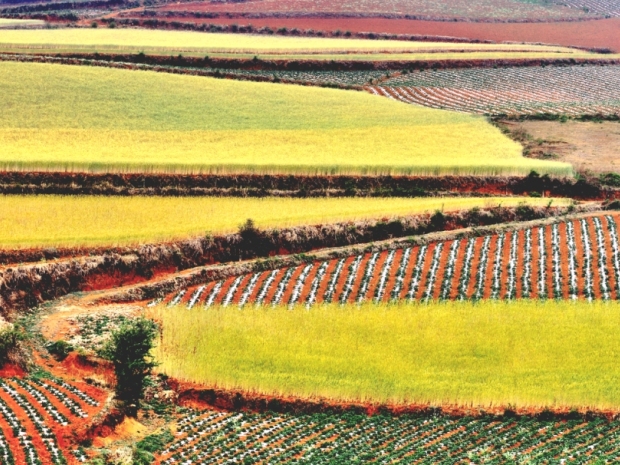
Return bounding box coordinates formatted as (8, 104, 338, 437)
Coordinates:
(381, 248, 404, 301)
(531, 228, 541, 299)
(263, 268, 288, 303)
(602, 220, 619, 300)
(145, 16, 620, 52)
(315, 259, 338, 303)
(464, 237, 483, 298)
(515, 230, 524, 298)
(415, 244, 436, 300)
(573, 220, 586, 299)
(341, 253, 369, 304)
(172, 378, 620, 420)
(559, 222, 571, 300)
(329, 255, 356, 303)
(482, 237, 498, 300)
(279, 264, 306, 304)
(587, 218, 603, 300)
(0, 364, 26, 378)
(431, 241, 450, 300)
(365, 251, 388, 301)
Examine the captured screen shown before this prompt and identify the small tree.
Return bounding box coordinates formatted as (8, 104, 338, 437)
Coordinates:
(100, 318, 158, 417)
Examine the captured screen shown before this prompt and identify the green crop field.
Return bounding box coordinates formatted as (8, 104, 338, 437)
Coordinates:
(0, 61, 571, 176)
(0, 195, 565, 248)
(150, 300, 620, 410)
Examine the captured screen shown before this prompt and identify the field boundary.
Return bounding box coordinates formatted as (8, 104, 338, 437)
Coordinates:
(0, 171, 614, 198)
(2, 50, 620, 72)
(0, 205, 601, 314)
(74, 207, 604, 306)
(173, 382, 620, 421)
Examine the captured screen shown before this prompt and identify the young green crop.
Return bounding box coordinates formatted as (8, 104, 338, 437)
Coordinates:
(0, 195, 567, 248)
(0, 61, 571, 176)
(150, 300, 620, 409)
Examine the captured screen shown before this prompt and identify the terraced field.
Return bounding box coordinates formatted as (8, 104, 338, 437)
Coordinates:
(158, 408, 620, 464)
(0, 28, 588, 58)
(159, 0, 595, 20)
(154, 214, 620, 307)
(0, 195, 556, 248)
(0, 375, 104, 465)
(1, 60, 569, 176)
(0, 19, 44, 28)
(556, 0, 620, 17)
(370, 65, 620, 117)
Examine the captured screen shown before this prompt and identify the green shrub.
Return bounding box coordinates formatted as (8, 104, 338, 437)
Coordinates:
(0, 325, 26, 365)
(46, 340, 73, 361)
(99, 318, 158, 416)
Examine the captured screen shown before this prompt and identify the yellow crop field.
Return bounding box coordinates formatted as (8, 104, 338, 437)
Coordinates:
(0, 28, 579, 55)
(0, 18, 44, 28)
(0, 61, 571, 176)
(0, 195, 567, 248)
(150, 300, 620, 409)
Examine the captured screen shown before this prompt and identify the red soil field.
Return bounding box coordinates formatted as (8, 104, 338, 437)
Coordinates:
(158, 0, 590, 21)
(155, 16, 620, 52)
(154, 214, 620, 306)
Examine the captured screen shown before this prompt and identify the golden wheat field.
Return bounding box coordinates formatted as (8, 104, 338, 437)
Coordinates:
(0, 195, 567, 248)
(150, 300, 620, 409)
(0, 28, 583, 55)
(0, 61, 571, 176)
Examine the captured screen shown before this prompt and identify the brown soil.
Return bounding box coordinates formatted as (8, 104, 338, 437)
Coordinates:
(500, 120, 620, 174)
(39, 303, 142, 342)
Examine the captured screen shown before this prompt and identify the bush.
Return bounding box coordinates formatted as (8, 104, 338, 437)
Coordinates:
(99, 318, 158, 416)
(600, 172, 620, 187)
(0, 325, 27, 366)
(45, 340, 73, 361)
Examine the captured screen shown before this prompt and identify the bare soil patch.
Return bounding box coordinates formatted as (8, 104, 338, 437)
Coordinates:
(502, 120, 620, 173)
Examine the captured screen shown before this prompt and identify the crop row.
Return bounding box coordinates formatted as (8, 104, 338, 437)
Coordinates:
(369, 65, 620, 116)
(174, 0, 594, 20)
(556, 0, 619, 17)
(0, 376, 102, 465)
(157, 408, 620, 464)
(155, 214, 620, 307)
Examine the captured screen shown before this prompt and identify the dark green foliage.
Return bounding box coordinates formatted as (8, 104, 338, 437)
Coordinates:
(45, 339, 73, 361)
(133, 430, 174, 465)
(430, 210, 446, 230)
(99, 317, 158, 416)
(0, 325, 26, 365)
(600, 172, 620, 187)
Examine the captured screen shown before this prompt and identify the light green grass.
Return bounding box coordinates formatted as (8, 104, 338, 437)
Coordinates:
(0, 195, 566, 248)
(0, 61, 571, 176)
(150, 300, 620, 409)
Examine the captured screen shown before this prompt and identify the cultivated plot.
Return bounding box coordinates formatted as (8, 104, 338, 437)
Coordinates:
(158, 408, 620, 464)
(370, 65, 620, 117)
(150, 299, 620, 408)
(0, 28, 582, 56)
(0, 61, 570, 176)
(160, 0, 595, 21)
(0, 195, 560, 248)
(155, 213, 620, 307)
(0, 375, 104, 465)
